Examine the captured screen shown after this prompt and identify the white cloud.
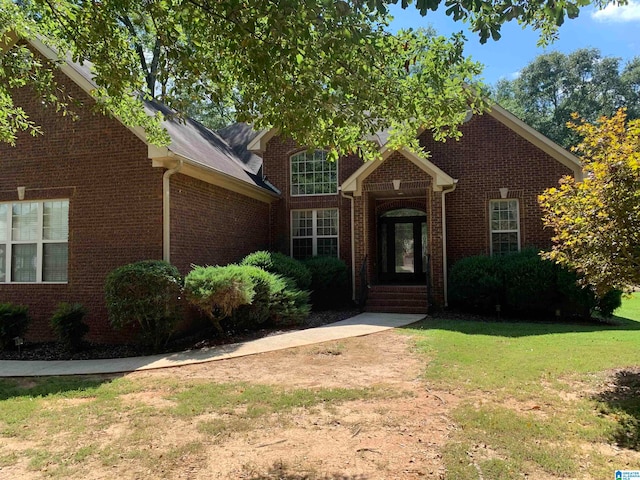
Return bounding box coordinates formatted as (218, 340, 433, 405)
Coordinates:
(509, 71, 521, 80)
(592, 1, 640, 22)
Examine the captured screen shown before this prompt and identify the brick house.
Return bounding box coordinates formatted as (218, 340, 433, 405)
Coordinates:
(1, 38, 582, 342)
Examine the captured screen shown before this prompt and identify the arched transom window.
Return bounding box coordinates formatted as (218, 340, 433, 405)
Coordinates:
(290, 150, 337, 196)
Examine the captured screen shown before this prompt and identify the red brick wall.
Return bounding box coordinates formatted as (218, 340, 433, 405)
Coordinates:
(262, 137, 363, 278)
(420, 113, 574, 266)
(0, 71, 163, 343)
(169, 174, 271, 272)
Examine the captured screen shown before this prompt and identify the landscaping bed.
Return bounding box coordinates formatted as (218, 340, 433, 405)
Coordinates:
(0, 308, 359, 361)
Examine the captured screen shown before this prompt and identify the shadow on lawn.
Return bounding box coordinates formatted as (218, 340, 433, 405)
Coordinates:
(244, 462, 367, 480)
(401, 312, 640, 338)
(0, 374, 120, 401)
(594, 368, 640, 451)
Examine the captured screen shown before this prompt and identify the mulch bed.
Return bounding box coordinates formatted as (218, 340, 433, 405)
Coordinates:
(0, 308, 360, 361)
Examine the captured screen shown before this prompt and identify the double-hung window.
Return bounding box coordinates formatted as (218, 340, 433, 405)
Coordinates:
(489, 199, 520, 256)
(0, 200, 69, 283)
(291, 209, 339, 259)
(290, 150, 337, 196)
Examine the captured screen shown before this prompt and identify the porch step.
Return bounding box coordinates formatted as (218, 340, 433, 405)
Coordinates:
(364, 285, 428, 314)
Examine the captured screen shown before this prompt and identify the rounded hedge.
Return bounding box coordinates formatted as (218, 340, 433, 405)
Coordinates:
(105, 260, 183, 350)
(241, 251, 312, 290)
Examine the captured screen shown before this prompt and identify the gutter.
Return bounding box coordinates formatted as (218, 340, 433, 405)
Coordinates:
(162, 156, 183, 263)
(340, 188, 357, 301)
(441, 180, 458, 307)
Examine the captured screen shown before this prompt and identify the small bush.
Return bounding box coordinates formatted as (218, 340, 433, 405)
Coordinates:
(184, 265, 255, 333)
(231, 266, 286, 329)
(303, 256, 349, 310)
(0, 303, 30, 351)
(50, 303, 89, 352)
(241, 251, 312, 290)
(448, 250, 622, 319)
(448, 255, 503, 312)
(270, 287, 311, 326)
(105, 260, 183, 351)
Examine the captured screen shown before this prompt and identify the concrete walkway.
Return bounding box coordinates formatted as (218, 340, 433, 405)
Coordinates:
(0, 312, 425, 377)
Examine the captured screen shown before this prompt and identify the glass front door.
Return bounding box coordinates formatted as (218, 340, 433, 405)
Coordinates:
(378, 210, 427, 284)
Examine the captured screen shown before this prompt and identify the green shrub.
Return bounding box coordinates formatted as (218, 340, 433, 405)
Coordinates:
(184, 265, 255, 333)
(303, 256, 349, 310)
(105, 260, 183, 351)
(231, 266, 285, 329)
(448, 255, 502, 312)
(270, 287, 311, 326)
(0, 303, 30, 351)
(50, 302, 89, 352)
(448, 250, 621, 319)
(241, 251, 312, 290)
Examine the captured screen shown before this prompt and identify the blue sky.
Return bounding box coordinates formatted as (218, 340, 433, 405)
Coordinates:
(388, 2, 640, 86)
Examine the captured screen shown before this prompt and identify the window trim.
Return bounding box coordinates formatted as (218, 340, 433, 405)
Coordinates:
(289, 150, 339, 197)
(0, 199, 69, 284)
(489, 199, 521, 256)
(290, 208, 340, 259)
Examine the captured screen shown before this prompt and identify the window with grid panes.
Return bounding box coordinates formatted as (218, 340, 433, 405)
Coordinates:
(489, 199, 520, 256)
(290, 150, 337, 196)
(291, 209, 338, 260)
(0, 200, 69, 283)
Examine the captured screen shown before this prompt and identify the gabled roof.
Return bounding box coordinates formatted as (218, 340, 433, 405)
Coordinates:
(17, 37, 279, 202)
(341, 147, 456, 196)
(244, 105, 583, 182)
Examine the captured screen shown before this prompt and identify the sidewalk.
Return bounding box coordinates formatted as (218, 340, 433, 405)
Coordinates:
(0, 312, 425, 377)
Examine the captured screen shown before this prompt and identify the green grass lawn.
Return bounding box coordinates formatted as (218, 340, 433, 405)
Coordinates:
(404, 292, 640, 479)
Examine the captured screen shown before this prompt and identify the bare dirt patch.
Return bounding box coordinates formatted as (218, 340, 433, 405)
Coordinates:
(0, 330, 458, 480)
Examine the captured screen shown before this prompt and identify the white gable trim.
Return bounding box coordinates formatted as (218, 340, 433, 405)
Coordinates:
(341, 147, 456, 196)
(247, 128, 278, 153)
(488, 104, 584, 181)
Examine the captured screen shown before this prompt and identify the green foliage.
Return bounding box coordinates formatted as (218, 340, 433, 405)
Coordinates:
(187, 264, 310, 331)
(540, 110, 640, 295)
(448, 249, 620, 318)
(303, 256, 349, 310)
(50, 303, 89, 352)
(0, 303, 30, 351)
(493, 49, 640, 149)
(448, 255, 502, 312)
(184, 265, 255, 333)
(104, 260, 183, 350)
(230, 266, 285, 329)
(241, 251, 312, 290)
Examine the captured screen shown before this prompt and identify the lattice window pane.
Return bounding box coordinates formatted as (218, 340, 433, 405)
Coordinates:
(317, 238, 338, 257)
(12, 203, 39, 241)
(0, 244, 5, 282)
(43, 243, 68, 282)
(290, 150, 337, 195)
(12, 243, 37, 282)
(0, 204, 6, 242)
(43, 201, 69, 241)
(292, 238, 313, 260)
(292, 211, 313, 237)
(316, 209, 338, 236)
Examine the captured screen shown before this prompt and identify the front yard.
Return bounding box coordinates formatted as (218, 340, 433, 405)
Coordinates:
(1, 296, 639, 479)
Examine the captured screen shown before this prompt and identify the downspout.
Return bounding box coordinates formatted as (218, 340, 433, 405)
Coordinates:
(162, 157, 183, 263)
(340, 188, 356, 301)
(441, 180, 458, 307)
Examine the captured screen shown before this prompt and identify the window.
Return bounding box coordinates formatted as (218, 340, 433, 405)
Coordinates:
(490, 199, 520, 256)
(290, 150, 337, 196)
(0, 200, 69, 283)
(291, 209, 338, 259)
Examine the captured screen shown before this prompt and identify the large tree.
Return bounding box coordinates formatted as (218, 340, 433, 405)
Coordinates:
(1, 0, 616, 159)
(539, 109, 640, 295)
(494, 49, 640, 149)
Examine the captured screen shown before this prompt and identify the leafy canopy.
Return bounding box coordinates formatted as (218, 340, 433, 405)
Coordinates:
(1, 0, 617, 159)
(494, 49, 640, 149)
(539, 109, 640, 295)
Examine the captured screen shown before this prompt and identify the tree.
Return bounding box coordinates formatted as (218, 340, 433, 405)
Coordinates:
(539, 109, 640, 296)
(494, 49, 640, 149)
(1, 0, 616, 159)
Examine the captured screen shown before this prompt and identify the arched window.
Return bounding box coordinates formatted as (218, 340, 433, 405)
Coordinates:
(290, 150, 337, 196)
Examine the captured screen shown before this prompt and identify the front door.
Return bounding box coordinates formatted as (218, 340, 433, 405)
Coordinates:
(378, 209, 427, 284)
